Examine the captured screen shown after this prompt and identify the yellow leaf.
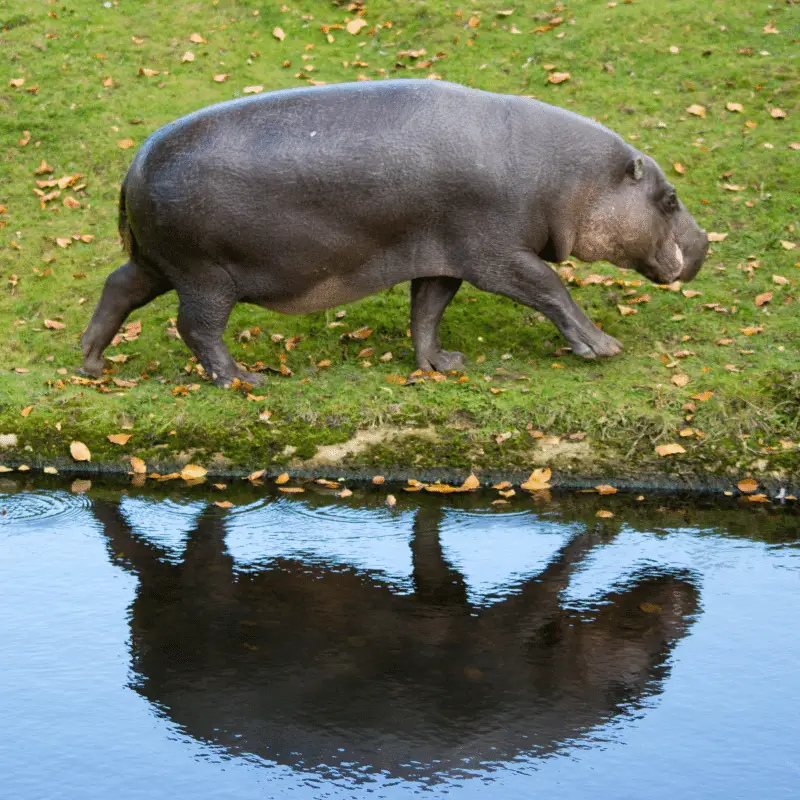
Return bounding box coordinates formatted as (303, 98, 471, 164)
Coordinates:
(746, 494, 769, 503)
(138, 68, 160, 77)
(737, 479, 758, 494)
(755, 292, 773, 307)
(275, 472, 290, 484)
(279, 486, 304, 493)
(70, 441, 91, 461)
(460, 473, 480, 491)
(673, 162, 686, 175)
(273, 26, 286, 40)
(189, 33, 207, 44)
(521, 467, 552, 491)
(44, 319, 65, 330)
(596, 510, 615, 518)
(741, 325, 764, 336)
(655, 443, 686, 456)
(726, 102, 744, 113)
(117, 138, 135, 149)
(180, 464, 207, 480)
(691, 391, 714, 402)
(595, 484, 617, 495)
(247, 469, 266, 482)
(130, 456, 147, 474)
(547, 71, 571, 84)
(686, 104, 706, 118)
(346, 18, 368, 35)
(212, 73, 231, 83)
(107, 433, 132, 445)
(214, 501, 235, 509)
(20, 406, 33, 417)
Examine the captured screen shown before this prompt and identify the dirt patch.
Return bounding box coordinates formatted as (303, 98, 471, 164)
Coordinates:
(529, 437, 594, 467)
(302, 426, 440, 468)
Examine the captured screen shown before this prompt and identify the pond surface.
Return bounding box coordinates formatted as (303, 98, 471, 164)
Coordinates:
(1, 482, 799, 800)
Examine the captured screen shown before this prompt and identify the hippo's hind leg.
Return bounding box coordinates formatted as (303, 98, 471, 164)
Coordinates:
(174, 270, 264, 389)
(410, 277, 466, 371)
(81, 260, 171, 377)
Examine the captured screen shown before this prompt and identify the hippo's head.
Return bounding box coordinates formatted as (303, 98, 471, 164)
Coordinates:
(572, 152, 708, 284)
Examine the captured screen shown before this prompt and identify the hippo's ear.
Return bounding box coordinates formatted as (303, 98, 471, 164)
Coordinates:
(626, 155, 644, 181)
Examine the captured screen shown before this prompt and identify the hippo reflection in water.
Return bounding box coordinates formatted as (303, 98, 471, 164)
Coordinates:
(94, 500, 699, 782)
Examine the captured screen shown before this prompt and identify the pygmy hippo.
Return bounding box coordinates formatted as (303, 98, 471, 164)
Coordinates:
(82, 79, 708, 386)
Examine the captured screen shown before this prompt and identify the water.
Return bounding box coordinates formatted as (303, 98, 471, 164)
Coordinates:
(1, 480, 799, 800)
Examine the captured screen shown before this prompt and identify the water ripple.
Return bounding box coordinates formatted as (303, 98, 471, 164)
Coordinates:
(0, 489, 92, 528)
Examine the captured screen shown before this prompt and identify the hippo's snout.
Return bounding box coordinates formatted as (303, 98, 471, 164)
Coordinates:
(678, 228, 708, 283)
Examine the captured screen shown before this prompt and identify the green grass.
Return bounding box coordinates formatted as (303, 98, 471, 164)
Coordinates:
(1, 0, 798, 481)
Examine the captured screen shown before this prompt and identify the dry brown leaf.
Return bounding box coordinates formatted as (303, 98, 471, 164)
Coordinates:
(44, 319, 65, 330)
(755, 292, 773, 307)
(673, 162, 686, 175)
(21, 406, 33, 417)
(686, 104, 706, 118)
(655, 443, 686, 457)
(746, 494, 769, 503)
(212, 73, 231, 82)
(547, 72, 571, 84)
(275, 472, 290, 485)
(107, 433, 132, 445)
(386, 494, 397, 506)
(70, 441, 91, 462)
(337, 488, 353, 498)
(521, 467, 552, 491)
(691, 390, 714, 402)
(780, 240, 796, 250)
(596, 510, 615, 519)
(707, 232, 728, 242)
(181, 51, 195, 63)
(672, 373, 690, 387)
(189, 32, 207, 44)
(117, 138, 135, 149)
(773, 275, 789, 285)
(247, 469, 266, 482)
(130, 456, 147, 474)
(71, 479, 92, 493)
(243, 85, 264, 94)
(595, 484, 617, 495)
(617, 305, 637, 316)
(214, 501, 234, 509)
(346, 18, 368, 35)
(769, 108, 786, 120)
(726, 102, 744, 113)
(461, 473, 480, 491)
(181, 464, 207, 480)
(741, 325, 764, 336)
(372, 475, 385, 484)
(737, 478, 758, 494)
(273, 26, 286, 40)
(63, 196, 80, 209)
(44, 466, 58, 475)
(279, 486, 304, 493)
(138, 67, 160, 77)
(723, 184, 746, 191)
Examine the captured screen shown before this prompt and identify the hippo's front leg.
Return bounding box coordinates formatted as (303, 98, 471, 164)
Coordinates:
(472, 252, 622, 359)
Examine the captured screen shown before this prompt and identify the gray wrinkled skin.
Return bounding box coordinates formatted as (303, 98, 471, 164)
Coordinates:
(81, 80, 708, 387)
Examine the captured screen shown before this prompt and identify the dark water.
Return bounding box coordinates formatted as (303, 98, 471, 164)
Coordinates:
(1, 481, 799, 800)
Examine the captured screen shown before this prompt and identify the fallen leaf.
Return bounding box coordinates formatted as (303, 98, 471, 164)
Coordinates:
(769, 107, 786, 119)
(737, 478, 758, 494)
(707, 232, 728, 242)
(70, 441, 91, 462)
(386, 494, 397, 506)
(107, 433, 132, 445)
(691, 390, 714, 402)
(780, 240, 796, 250)
(71, 479, 92, 493)
(640, 602, 663, 613)
(56, 237, 72, 248)
(595, 484, 617, 495)
(547, 72, 571, 84)
(8, 77, 25, 88)
(461, 473, 480, 491)
(212, 73, 231, 82)
(130, 456, 147, 474)
(138, 67, 160, 77)
(117, 138, 135, 149)
(181, 51, 195, 63)
(655, 443, 686, 457)
(43, 466, 58, 475)
(21, 406, 33, 417)
(189, 33, 207, 44)
(521, 467, 552, 491)
(337, 488, 353, 498)
(247, 469, 266, 482)
(243, 85, 264, 94)
(214, 501, 234, 509)
(686, 104, 706, 118)
(617, 305, 637, 316)
(44, 319, 65, 330)
(763, 21, 779, 34)
(773, 275, 788, 285)
(273, 26, 286, 40)
(275, 472, 290, 485)
(34, 160, 54, 174)
(181, 464, 207, 480)
(723, 184, 746, 191)
(741, 325, 764, 336)
(279, 486, 304, 493)
(596, 510, 615, 518)
(673, 162, 686, 175)
(726, 102, 744, 113)
(63, 196, 80, 209)
(346, 18, 368, 35)
(755, 292, 773, 307)
(682, 289, 703, 298)
(372, 475, 385, 484)
(672, 373, 690, 387)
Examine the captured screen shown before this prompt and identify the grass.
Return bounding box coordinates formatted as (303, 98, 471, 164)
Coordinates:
(0, 0, 798, 482)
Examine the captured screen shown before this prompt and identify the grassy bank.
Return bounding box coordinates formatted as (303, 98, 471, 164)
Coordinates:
(1, 0, 798, 482)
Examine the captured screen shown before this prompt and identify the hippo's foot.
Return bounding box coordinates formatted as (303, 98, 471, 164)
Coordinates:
(213, 370, 266, 389)
(79, 358, 105, 379)
(429, 349, 467, 372)
(567, 328, 623, 359)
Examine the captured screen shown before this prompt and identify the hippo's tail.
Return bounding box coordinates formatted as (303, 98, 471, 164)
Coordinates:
(118, 181, 135, 258)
